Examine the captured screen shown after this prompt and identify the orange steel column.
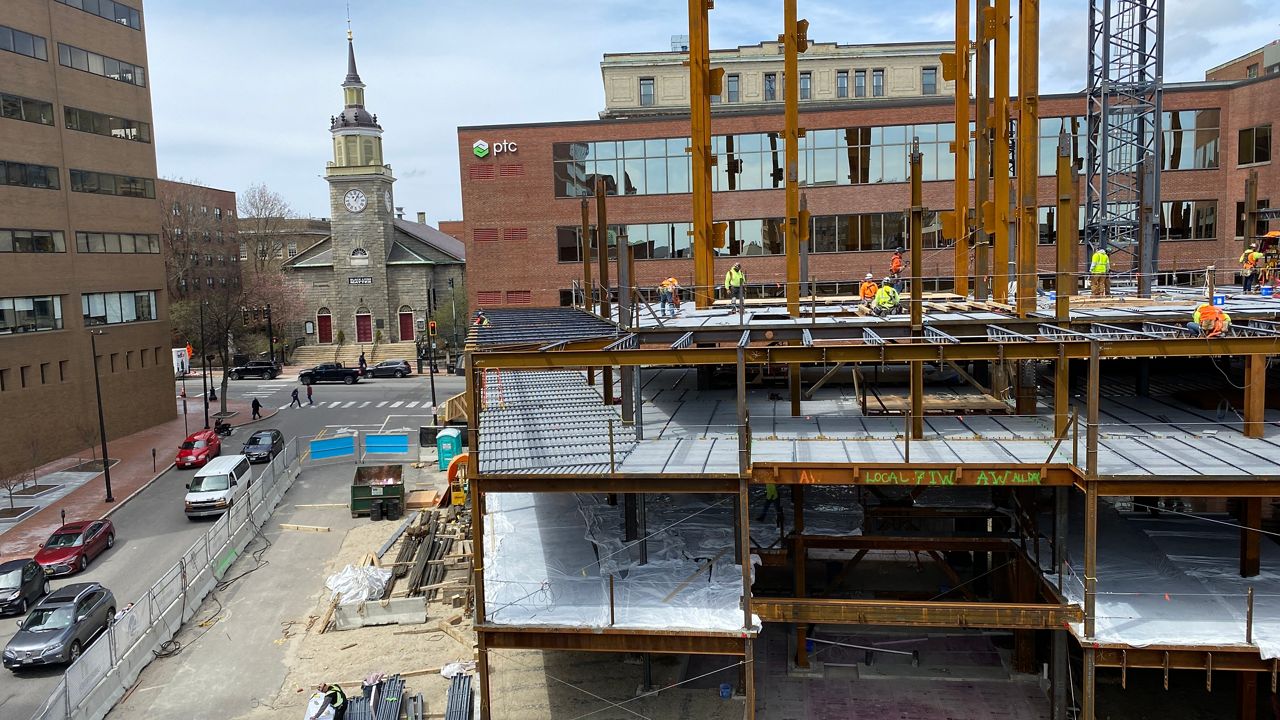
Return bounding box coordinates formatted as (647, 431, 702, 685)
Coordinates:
(950, 0, 972, 297)
(783, 0, 805, 317)
(909, 141, 925, 439)
(1245, 354, 1266, 439)
(688, 0, 715, 308)
(992, 0, 1012, 303)
(974, 0, 992, 300)
(1015, 0, 1039, 317)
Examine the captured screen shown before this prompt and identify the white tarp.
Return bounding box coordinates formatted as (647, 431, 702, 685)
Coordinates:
(325, 565, 392, 603)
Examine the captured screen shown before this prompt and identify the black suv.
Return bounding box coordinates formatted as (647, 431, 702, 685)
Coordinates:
(227, 360, 281, 380)
(298, 363, 361, 385)
(241, 429, 285, 463)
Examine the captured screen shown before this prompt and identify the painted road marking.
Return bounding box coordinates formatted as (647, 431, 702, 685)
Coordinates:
(342, 401, 356, 408)
(406, 401, 419, 408)
(359, 401, 371, 408)
(376, 401, 388, 408)
(390, 401, 404, 408)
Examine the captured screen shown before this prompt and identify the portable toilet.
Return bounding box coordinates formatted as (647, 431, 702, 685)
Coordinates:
(437, 428, 462, 470)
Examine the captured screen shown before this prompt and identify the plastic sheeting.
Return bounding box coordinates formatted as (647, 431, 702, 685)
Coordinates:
(326, 564, 392, 604)
(1046, 501, 1280, 659)
(484, 492, 755, 632)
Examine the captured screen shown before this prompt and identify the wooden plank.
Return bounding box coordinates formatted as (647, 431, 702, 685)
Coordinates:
(280, 524, 330, 533)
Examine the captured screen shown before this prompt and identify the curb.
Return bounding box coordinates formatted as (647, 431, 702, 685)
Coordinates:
(103, 461, 176, 520)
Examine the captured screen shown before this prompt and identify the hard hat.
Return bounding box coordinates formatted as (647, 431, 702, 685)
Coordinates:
(883, 277, 893, 284)
(895, 247, 904, 253)
(865, 273, 874, 280)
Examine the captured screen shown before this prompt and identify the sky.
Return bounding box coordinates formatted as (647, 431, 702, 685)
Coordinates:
(145, 0, 1279, 224)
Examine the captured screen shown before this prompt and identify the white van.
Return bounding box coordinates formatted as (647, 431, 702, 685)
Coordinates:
(184, 455, 252, 519)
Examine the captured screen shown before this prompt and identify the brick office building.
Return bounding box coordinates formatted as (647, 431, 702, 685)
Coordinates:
(157, 179, 240, 300)
(458, 69, 1277, 310)
(1, 0, 174, 472)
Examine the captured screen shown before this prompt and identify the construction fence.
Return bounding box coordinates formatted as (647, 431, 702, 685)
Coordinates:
(27, 440, 305, 720)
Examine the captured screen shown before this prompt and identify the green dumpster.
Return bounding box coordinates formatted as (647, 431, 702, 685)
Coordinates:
(350, 464, 404, 518)
(437, 428, 462, 471)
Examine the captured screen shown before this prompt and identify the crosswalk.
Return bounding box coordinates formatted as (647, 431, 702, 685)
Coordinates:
(276, 398, 429, 410)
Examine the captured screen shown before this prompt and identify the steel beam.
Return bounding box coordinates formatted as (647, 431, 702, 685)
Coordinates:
(580, 198, 593, 314)
(1016, 0, 1039, 317)
(992, 0, 1012, 302)
(473, 474, 740, 494)
(595, 179, 611, 322)
(975, 0, 993, 301)
(752, 597, 1082, 629)
(1095, 478, 1280, 496)
(1245, 355, 1266, 438)
(688, 0, 714, 308)
(752, 462, 1077, 487)
(797, 534, 1014, 552)
(1242, 497, 1262, 578)
(783, 0, 802, 316)
(1093, 647, 1277, 672)
(951, 0, 971, 296)
(1056, 132, 1075, 323)
(477, 625, 751, 655)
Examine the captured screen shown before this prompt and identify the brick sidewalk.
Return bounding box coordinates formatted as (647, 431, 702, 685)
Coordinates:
(0, 395, 276, 563)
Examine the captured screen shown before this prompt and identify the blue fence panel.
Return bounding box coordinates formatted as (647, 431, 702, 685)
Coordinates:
(364, 433, 411, 455)
(310, 435, 356, 460)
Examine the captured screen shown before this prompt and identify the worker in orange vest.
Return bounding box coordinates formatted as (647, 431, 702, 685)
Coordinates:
(1187, 303, 1231, 338)
(889, 247, 905, 284)
(1240, 244, 1265, 293)
(858, 273, 879, 307)
(658, 277, 681, 317)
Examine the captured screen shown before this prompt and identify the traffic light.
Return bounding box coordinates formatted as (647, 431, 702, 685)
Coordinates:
(428, 320, 438, 337)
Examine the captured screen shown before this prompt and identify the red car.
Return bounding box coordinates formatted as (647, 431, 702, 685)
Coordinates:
(176, 429, 221, 468)
(33, 519, 116, 576)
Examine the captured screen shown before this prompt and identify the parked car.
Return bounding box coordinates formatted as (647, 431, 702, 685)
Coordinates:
(0, 559, 49, 616)
(184, 455, 252, 519)
(298, 363, 361, 385)
(3, 583, 116, 669)
(33, 520, 115, 576)
(176, 429, 221, 469)
(241, 429, 284, 464)
(368, 359, 412, 378)
(226, 359, 281, 380)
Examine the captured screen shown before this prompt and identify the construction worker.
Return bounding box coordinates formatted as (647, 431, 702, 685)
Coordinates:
(472, 311, 491, 327)
(873, 278, 901, 316)
(1089, 245, 1110, 297)
(1240, 244, 1264, 293)
(889, 248, 905, 289)
(658, 277, 681, 317)
(858, 273, 879, 307)
(1187, 303, 1231, 338)
(724, 263, 745, 313)
(757, 483, 783, 524)
(311, 683, 347, 720)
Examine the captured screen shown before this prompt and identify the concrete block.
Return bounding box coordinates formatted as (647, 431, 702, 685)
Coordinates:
(332, 597, 429, 629)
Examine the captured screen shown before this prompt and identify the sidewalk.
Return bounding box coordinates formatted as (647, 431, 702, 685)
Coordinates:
(0, 395, 273, 563)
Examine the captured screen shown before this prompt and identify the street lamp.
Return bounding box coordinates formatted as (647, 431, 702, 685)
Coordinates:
(265, 303, 275, 366)
(200, 299, 209, 429)
(88, 330, 114, 502)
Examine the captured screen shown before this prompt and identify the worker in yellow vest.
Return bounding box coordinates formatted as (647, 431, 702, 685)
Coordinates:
(724, 263, 745, 313)
(1188, 303, 1231, 338)
(1089, 246, 1110, 297)
(757, 483, 783, 524)
(873, 279, 901, 316)
(1240, 244, 1265, 294)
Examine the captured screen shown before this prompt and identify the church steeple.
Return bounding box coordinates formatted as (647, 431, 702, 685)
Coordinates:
(328, 27, 386, 172)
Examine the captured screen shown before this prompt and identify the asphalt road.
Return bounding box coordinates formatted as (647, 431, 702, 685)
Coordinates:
(0, 371, 463, 719)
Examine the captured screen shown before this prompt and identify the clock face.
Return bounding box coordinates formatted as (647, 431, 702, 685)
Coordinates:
(384, 191, 393, 213)
(344, 189, 367, 213)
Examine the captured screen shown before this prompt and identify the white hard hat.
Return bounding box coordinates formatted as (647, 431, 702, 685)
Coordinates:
(865, 273, 873, 279)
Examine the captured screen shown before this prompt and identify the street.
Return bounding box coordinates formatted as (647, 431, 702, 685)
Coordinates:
(0, 371, 462, 719)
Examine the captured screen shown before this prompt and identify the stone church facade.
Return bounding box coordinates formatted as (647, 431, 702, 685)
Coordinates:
(283, 34, 464, 346)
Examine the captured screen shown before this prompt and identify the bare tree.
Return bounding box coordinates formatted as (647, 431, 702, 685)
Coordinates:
(73, 415, 101, 463)
(238, 183, 296, 276)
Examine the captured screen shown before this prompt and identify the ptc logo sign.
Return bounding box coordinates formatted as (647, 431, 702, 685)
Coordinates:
(472, 139, 517, 159)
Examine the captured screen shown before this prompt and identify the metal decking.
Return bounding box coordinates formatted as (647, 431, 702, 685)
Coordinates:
(468, 307, 619, 349)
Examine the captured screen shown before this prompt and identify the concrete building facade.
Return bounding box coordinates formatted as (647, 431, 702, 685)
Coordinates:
(601, 40, 955, 118)
(1, 0, 174, 473)
(281, 35, 464, 347)
(457, 73, 1278, 311)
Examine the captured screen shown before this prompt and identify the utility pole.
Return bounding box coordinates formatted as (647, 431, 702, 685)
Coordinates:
(782, 0, 807, 317)
(88, 330, 114, 502)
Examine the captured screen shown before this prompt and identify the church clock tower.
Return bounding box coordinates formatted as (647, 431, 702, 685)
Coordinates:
(326, 30, 396, 342)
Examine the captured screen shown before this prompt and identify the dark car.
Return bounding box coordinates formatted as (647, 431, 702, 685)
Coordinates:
(368, 359, 412, 378)
(33, 520, 116, 576)
(0, 559, 49, 616)
(241, 429, 285, 463)
(227, 360, 281, 381)
(298, 362, 361, 385)
(3, 583, 115, 669)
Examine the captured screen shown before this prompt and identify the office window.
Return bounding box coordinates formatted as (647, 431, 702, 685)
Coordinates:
(764, 72, 778, 101)
(81, 290, 157, 326)
(1236, 199, 1271, 238)
(1, 91, 54, 125)
(0, 295, 63, 334)
(287, 242, 298, 258)
(0, 25, 49, 61)
(214, 207, 222, 220)
(726, 74, 740, 103)
(1161, 109, 1220, 170)
(20, 366, 30, 388)
(922, 67, 938, 95)
(2, 160, 59, 189)
(1239, 124, 1272, 165)
(59, 360, 67, 382)
(639, 78, 655, 107)
(57, 43, 145, 87)
(69, 169, 155, 198)
(799, 71, 811, 100)
(1247, 63, 1259, 79)
(872, 69, 885, 97)
(55, 0, 142, 30)
(0, 229, 65, 253)
(836, 70, 849, 98)
(854, 70, 866, 98)
(64, 106, 151, 143)
(1159, 200, 1217, 241)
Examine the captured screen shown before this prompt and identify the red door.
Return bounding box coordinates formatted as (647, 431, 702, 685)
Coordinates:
(317, 314, 333, 344)
(356, 314, 373, 343)
(398, 312, 415, 342)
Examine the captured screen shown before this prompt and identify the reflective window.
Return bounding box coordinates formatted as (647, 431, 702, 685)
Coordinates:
(764, 73, 778, 101)
(921, 67, 938, 95)
(0, 296, 63, 335)
(726, 74, 740, 103)
(836, 70, 848, 99)
(65, 106, 151, 142)
(872, 69, 885, 97)
(55, 0, 142, 30)
(69, 169, 155, 198)
(1162, 109, 1220, 170)
(81, 290, 157, 326)
(1, 160, 59, 189)
(0, 229, 65, 253)
(1238, 124, 1272, 166)
(1, 91, 54, 125)
(75, 232, 160, 254)
(1161, 200, 1217, 241)
(854, 70, 866, 98)
(0, 25, 49, 61)
(799, 72, 811, 100)
(639, 78, 655, 107)
(57, 43, 145, 87)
